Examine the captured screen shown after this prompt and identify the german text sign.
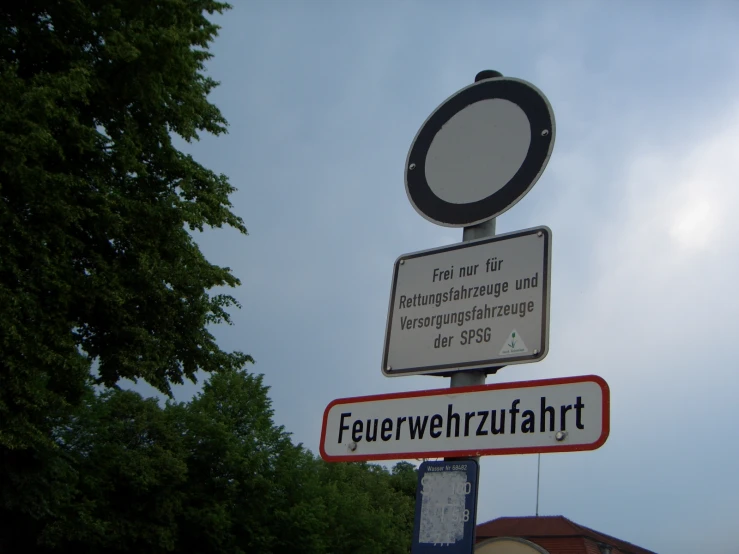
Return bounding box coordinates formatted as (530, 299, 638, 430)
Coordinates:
(411, 460, 478, 554)
(382, 226, 551, 377)
(319, 375, 610, 462)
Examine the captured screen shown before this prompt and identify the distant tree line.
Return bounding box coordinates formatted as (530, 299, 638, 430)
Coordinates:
(3, 369, 416, 553)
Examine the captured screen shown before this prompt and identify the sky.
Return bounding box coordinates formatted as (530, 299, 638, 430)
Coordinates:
(130, 1, 739, 552)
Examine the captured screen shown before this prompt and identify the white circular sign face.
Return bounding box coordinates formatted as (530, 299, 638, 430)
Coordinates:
(405, 77, 555, 227)
(425, 99, 531, 205)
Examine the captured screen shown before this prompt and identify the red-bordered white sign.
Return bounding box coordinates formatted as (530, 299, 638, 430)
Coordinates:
(320, 375, 609, 462)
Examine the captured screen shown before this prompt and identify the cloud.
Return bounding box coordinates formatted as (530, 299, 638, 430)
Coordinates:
(476, 93, 739, 554)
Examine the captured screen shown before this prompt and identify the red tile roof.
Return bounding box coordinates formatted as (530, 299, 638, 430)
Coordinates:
(476, 516, 657, 554)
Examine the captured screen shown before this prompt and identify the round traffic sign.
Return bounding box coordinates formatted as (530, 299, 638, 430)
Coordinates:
(405, 77, 555, 227)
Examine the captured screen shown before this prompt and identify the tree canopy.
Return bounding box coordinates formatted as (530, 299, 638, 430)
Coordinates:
(3, 370, 417, 553)
(0, 0, 250, 452)
(0, 3, 419, 552)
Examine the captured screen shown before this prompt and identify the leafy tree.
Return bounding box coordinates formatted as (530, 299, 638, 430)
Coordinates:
(0, 430, 79, 553)
(172, 369, 416, 554)
(45, 389, 188, 553)
(172, 370, 294, 554)
(313, 461, 415, 554)
(0, 0, 249, 454)
(0, 3, 420, 551)
(2, 369, 418, 553)
(1, 387, 189, 554)
(391, 460, 420, 501)
(0, 1, 251, 550)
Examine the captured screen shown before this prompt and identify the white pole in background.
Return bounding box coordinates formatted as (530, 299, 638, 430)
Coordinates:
(536, 453, 541, 516)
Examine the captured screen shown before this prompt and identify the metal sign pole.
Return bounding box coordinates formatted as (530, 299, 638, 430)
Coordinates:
(449, 218, 497, 389)
(446, 218, 494, 554)
(444, 70, 503, 554)
(383, 67, 569, 554)
(451, 217, 497, 389)
(448, 68, 503, 394)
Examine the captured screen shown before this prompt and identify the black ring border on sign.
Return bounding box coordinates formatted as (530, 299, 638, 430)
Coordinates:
(406, 78, 554, 227)
(381, 226, 551, 377)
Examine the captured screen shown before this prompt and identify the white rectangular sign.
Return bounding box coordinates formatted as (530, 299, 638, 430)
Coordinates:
(382, 226, 551, 377)
(319, 375, 609, 462)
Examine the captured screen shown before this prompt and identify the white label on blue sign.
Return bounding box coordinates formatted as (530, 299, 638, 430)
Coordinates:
(419, 471, 469, 544)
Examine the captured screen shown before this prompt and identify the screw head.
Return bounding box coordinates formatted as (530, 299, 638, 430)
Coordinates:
(386, 366, 392, 371)
(537, 231, 543, 237)
(533, 349, 539, 355)
(555, 431, 567, 441)
(400, 259, 405, 265)
(541, 129, 549, 137)
(409, 163, 416, 170)
(348, 442, 357, 451)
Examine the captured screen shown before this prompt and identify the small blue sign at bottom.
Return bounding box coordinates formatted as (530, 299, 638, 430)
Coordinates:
(411, 460, 479, 554)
